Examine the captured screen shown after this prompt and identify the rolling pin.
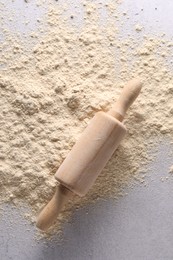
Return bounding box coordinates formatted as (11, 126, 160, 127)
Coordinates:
(36, 78, 142, 231)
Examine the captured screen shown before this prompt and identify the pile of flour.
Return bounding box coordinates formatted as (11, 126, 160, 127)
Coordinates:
(0, 0, 173, 233)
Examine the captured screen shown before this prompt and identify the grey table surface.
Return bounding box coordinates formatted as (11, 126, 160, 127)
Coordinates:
(0, 0, 173, 260)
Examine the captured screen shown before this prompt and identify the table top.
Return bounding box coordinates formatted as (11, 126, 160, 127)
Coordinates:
(0, 1, 173, 259)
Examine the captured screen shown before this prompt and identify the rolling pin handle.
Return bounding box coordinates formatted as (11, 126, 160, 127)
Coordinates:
(108, 79, 142, 121)
(36, 184, 73, 231)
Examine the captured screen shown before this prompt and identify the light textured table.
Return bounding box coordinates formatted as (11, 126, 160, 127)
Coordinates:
(0, 1, 173, 259)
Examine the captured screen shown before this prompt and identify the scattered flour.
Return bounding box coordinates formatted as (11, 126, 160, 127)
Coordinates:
(169, 166, 173, 174)
(135, 24, 143, 32)
(0, 0, 173, 234)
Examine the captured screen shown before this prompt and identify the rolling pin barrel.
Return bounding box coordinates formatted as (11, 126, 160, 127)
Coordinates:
(55, 111, 126, 196)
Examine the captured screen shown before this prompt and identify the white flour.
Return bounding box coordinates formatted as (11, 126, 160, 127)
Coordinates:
(0, 1, 173, 234)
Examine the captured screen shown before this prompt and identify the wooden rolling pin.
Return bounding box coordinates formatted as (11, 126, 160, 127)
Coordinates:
(36, 78, 142, 231)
